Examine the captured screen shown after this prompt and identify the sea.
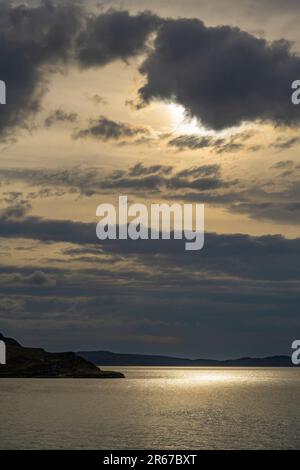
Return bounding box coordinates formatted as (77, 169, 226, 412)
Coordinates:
(0, 367, 299, 449)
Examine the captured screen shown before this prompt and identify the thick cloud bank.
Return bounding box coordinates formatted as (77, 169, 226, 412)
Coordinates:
(139, 18, 300, 129)
(1, 2, 300, 137)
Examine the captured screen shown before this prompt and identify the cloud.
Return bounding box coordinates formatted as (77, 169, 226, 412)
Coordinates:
(2, 209, 300, 271)
(168, 135, 215, 151)
(74, 115, 149, 141)
(87, 94, 108, 105)
(0, 0, 82, 138)
(44, 109, 78, 127)
(0, 214, 97, 246)
(102, 163, 236, 191)
(168, 130, 255, 152)
(167, 176, 233, 191)
(129, 162, 173, 176)
(271, 136, 300, 151)
(272, 160, 294, 170)
(0, 296, 24, 314)
(177, 165, 220, 177)
(0, 166, 102, 197)
(168, 135, 239, 153)
(0, 4, 156, 138)
(138, 17, 300, 130)
(1, 214, 300, 355)
(0, 210, 276, 260)
(76, 9, 160, 67)
(3, 270, 56, 287)
(0, 199, 31, 221)
(4, 162, 300, 225)
(0, 162, 237, 211)
(2, 3, 300, 138)
(231, 200, 300, 224)
(0, 5, 158, 138)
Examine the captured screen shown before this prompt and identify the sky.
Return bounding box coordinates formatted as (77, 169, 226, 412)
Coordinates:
(1, 0, 300, 357)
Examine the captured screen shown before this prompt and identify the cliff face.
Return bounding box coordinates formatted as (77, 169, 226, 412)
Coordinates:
(0, 334, 124, 378)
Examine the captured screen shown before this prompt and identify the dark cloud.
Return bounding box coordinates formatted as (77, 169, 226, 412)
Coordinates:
(76, 9, 159, 67)
(2, 192, 23, 203)
(174, 180, 300, 226)
(168, 135, 215, 151)
(0, 166, 102, 197)
(2, 270, 56, 287)
(1, 3, 300, 138)
(272, 160, 294, 170)
(2, 210, 300, 274)
(0, 297, 24, 314)
(0, 215, 97, 246)
(2, 4, 300, 357)
(129, 162, 173, 176)
(102, 174, 166, 190)
(271, 136, 300, 151)
(167, 176, 232, 191)
(0, 0, 82, 138)
(1, 212, 300, 355)
(139, 17, 300, 130)
(168, 131, 254, 153)
(0, 4, 156, 138)
(0, 165, 166, 195)
(74, 115, 149, 141)
(4, 163, 300, 225)
(177, 165, 220, 178)
(88, 94, 108, 105)
(102, 163, 235, 191)
(0, 5, 159, 138)
(0, 199, 31, 221)
(44, 109, 78, 127)
(231, 201, 300, 224)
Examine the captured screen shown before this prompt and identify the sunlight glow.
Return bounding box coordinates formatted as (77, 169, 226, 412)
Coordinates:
(168, 103, 249, 140)
(169, 103, 209, 135)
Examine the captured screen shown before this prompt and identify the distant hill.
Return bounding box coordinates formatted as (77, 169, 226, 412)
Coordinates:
(0, 333, 124, 378)
(77, 350, 294, 367)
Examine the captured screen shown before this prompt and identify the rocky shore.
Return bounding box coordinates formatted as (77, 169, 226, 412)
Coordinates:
(0, 333, 124, 378)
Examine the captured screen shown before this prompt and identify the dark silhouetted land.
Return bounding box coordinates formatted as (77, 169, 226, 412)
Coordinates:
(0, 334, 124, 378)
(78, 350, 293, 367)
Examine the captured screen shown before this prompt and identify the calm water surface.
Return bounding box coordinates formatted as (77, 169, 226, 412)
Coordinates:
(0, 367, 299, 449)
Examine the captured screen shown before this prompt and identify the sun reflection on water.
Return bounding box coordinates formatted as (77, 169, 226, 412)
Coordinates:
(172, 368, 248, 386)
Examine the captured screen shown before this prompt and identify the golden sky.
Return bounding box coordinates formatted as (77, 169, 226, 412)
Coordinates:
(1, 0, 300, 357)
